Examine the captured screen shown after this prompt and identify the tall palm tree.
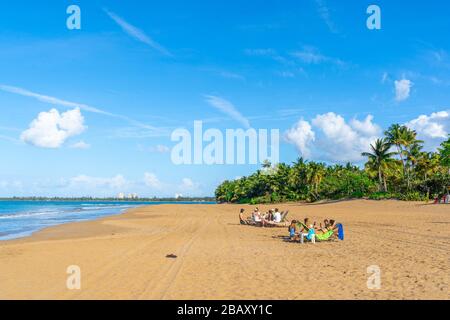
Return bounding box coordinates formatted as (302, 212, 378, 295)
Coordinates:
(402, 129, 424, 190)
(438, 135, 450, 173)
(416, 152, 440, 180)
(385, 124, 407, 172)
(385, 124, 424, 190)
(362, 139, 397, 192)
(308, 162, 326, 196)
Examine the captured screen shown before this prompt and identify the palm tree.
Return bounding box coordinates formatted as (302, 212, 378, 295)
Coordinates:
(385, 124, 407, 173)
(385, 125, 424, 190)
(261, 159, 272, 170)
(362, 139, 397, 192)
(438, 135, 450, 173)
(308, 162, 326, 197)
(402, 129, 424, 190)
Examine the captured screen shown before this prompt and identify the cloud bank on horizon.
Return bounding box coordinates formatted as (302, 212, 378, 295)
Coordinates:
(286, 110, 450, 163)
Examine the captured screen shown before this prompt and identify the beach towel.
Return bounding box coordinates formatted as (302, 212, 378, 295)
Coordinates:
(336, 223, 344, 240)
(315, 230, 334, 241)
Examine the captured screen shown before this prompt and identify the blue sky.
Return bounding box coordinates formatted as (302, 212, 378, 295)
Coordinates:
(0, 0, 449, 197)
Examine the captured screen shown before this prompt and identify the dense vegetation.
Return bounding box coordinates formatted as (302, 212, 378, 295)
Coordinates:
(0, 196, 216, 202)
(215, 125, 450, 203)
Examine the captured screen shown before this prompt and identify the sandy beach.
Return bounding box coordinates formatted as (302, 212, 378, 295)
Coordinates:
(0, 200, 448, 300)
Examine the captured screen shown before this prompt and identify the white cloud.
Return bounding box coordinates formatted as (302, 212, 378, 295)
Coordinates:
(0, 84, 160, 132)
(291, 47, 325, 64)
(244, 48, 277, 56)
(381, 72, 389, 84)
(406, 110, 449, 150)
(314, 0, 338, 34)
(244, 48, 294, 66)
(104, 9, 172, 57)
(311, 113, 380, 162)
(0, 84, 107, 115)
(178, 178, 200, 196)
(144, 172, 162, 189)
(287, 110, 449, 162)
(70, 141, 91, 149)
(406, 111, 449, 138)
(0, 180, 23, 189)
(350, 115, 381, 137)
(151, 144, 170, 153)
(291, 46, 345, 66)
(285, 120, 316, 158)
(204, 95, 250, 128)
(286, 113, 381, 163)
(70, 174, 127, 189)
(181, 178, 195, 189)
(137, 144, 171, 153)
(0, 134, 20, 143)
(217, 71, 245, 81)
(395, 79, 413, 101)
(21, 108, 86, 148)
(276, 71, 296, 78)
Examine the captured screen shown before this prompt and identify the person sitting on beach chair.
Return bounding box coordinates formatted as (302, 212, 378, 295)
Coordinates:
(264, 209, 274, 222)
(262, 210, 290, 227)
(314, 219, 339, 238)
(298, 219, 315, 243)
(252, 208, 263, 225)
(288, 220, 300, 241)
(295, 223, 316, 243)
(239, 208, 253, 225)
(298, 218, 310, 232)
(273, 208, 282, 223)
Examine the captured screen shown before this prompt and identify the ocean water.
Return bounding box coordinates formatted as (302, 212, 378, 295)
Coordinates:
(0, 200, 213, 241)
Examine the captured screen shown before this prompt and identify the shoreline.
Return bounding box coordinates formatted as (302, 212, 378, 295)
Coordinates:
(0, 200, 448, 299)
(0, 201, 216, 242)
(0, 199, 421, 243)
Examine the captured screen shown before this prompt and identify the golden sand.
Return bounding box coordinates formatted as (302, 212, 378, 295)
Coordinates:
(0, 200, 448, 300)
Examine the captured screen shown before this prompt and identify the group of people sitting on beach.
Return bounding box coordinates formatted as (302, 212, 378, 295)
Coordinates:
(239, 207, 344, 243)
(288, 218, 341, 242)
(434, 193, 450, 204)
(239, 207, 290, 227)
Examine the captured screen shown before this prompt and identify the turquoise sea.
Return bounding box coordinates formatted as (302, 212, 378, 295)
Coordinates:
(0, 200, 214, 240)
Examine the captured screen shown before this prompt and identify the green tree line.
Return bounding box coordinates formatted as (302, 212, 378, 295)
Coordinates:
(215, 125, 450, 203)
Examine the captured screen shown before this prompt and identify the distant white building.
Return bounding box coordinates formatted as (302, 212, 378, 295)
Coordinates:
(127, 193, 138, 200)
(117, 192, 125, 200)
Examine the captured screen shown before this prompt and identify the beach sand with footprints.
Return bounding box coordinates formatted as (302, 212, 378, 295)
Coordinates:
(0, 200, 448, 299)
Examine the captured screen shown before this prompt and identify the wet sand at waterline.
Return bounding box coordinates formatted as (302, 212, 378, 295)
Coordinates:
(0, 200, 448, 300)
